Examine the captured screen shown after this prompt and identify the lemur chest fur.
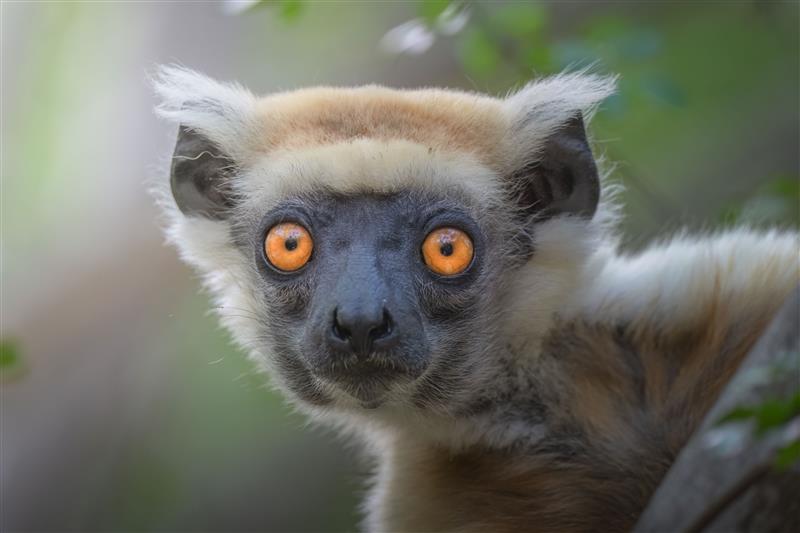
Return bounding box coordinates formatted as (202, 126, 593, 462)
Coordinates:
(368, 313, 775, 533)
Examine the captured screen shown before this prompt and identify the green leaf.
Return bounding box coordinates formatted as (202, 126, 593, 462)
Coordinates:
(0, 339, 20, 369)
(719, 405, 759, 424)
(774, 439, 800, 470)
(719, 393, 800, 436)
(246, 0, 304, 21)
(765, 176, 800, 200)
(419, 0, 452, 25)
(753, 396, 800, 436)
(0, 339, 26, 382)
(279, 0, 303, 22)
(458, 28, 501, 79)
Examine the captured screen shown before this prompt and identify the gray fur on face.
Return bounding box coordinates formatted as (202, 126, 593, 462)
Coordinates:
(224, 189, 526, 414)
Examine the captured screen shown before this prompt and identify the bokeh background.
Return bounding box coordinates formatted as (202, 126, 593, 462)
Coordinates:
(2, 1, 798, 531)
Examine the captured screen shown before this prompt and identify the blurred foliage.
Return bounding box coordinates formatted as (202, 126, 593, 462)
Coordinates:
(240, 0, 304, 20)
(775, 440, 800, 470)
(419, 0, 451, 24)
(717, 353, 800, 471)
(721, 393, 800, 438)
(0, 338, 26, 382)
(266, 0, 304, 21)
(721, 176, 800, 227)
(85, 290, 359, 531)
(0, 339, 20, 368)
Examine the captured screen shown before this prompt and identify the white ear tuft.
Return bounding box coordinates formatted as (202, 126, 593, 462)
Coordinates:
(151, 65, 262, 160)
(502, 71, 617, 168)
(504, 70, 617, 128)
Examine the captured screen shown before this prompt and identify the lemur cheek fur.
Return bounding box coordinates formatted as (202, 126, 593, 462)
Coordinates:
(154, 66, 800, 533)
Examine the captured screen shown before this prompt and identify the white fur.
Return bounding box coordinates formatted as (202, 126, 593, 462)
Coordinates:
(576, 228, 800, 328)
(239, 139, 507, 213)
(152, 65, 263, 162)
(152, 66, 616, 203)
(501, 71, 617, 171)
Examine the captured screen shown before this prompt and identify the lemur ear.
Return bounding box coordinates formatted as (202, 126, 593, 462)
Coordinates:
(511, 114, 599, 219)
(170, 126, 236, 219)
(503, 72, 615, 220)
(153, 65, 261, 218)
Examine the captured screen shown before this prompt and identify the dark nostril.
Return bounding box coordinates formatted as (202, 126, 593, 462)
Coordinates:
(368, 309, 393, 341)
(328, 306, 395, 355)
(331, 308, 350, 341)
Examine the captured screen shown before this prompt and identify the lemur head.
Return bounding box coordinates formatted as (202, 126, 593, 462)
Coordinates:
(154, 67, 615, 417)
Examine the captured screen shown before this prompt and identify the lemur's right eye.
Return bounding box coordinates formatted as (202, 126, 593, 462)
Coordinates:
(265, 222, 313, 272)
(422, 227, 474, 276)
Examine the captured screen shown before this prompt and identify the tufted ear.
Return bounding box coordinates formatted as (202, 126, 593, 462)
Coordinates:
(503, 72, 615, 220)
(153, 65, 262, 218)
(510, 113, 600, 219)
(170, 126, 237, 218)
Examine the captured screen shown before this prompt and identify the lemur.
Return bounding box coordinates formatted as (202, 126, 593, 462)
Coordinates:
(153, 66, 799, 532)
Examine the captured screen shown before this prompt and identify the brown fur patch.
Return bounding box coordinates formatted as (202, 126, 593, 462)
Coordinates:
(548, 294, 775, 457)
(381, 440, 664, 533)
(377, 289, 785, 533)
(255, 87, 509, 170)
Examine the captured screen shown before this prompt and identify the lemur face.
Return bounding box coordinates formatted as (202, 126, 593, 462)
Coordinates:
(238, 191, 504, 409)
(155, 67, 611, 415)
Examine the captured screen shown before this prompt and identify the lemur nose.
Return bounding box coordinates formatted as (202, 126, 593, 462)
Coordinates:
(330, 306, 395, 355)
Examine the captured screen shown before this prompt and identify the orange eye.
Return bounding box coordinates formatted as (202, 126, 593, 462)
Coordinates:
(422, 227, 474, 276)
(265, 222, 313, 272)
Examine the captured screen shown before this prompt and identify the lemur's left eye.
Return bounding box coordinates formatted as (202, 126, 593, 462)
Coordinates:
(422, 227, 474, 276)
(265, 222, 313, 272)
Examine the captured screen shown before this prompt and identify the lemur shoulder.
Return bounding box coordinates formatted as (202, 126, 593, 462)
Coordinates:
(153, 67, 799, 532)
